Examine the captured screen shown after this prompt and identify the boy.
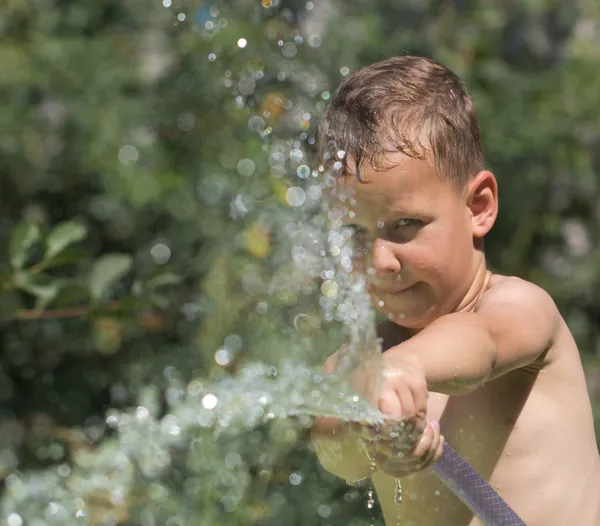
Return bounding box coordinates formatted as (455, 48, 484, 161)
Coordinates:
(311, 56, 600, 525)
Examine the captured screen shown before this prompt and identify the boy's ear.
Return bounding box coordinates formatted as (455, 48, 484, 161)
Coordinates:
(466, 170, 498, 238)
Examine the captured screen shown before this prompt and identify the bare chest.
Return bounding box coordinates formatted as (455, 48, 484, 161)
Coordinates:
(426, 369, 537, 477)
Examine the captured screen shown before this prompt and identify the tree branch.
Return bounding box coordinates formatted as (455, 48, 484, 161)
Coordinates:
(14, 301, 120, 320)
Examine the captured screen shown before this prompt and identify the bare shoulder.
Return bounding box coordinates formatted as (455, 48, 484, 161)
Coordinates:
(477, 274, 562, 372)
(480, 273, 559, 321)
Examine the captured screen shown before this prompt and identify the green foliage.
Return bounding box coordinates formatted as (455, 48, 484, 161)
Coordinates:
(1, 0, 600, 525)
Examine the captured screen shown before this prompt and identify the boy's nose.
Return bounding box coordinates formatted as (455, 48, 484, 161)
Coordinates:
(370, 239, 401, 273)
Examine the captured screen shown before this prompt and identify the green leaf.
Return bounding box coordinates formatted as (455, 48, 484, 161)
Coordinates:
(145, 272, 182, 289)
(39, 246, 88, 270)
(9, 222, 41, 269)
(50, 282, 90, 308)
(44, 222, 87, 261)
(14, 271, 62, 309)
(89, 254, 133, 301)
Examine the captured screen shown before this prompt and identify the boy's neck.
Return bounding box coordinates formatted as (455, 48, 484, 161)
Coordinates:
(406, 254, 490, 336)
(453, 258, 491, 314)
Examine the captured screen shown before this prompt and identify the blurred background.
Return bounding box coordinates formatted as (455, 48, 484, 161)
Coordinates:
(1, 0, 600, 525)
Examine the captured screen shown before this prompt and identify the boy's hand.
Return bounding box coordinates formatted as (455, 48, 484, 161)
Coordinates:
(379, 352, 428, 423)
(351, 419, 444, 477)
(350, 352, 443, 476)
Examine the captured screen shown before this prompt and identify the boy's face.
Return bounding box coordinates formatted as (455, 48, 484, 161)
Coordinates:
(333, 153, 484, 329)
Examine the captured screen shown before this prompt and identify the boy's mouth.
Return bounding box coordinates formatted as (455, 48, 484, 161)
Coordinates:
(368, 282, 414, 295)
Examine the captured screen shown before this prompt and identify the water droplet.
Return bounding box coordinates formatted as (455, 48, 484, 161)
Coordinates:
(201, 393, 218, 410)
(237, 38, 247, 48)
(7, 513, 23, 526)
(289, 148, 303, 163)
(118, 144, 139, 165)
(297, 165, 310, 179)
(321, 280, 338, 297)
(221, 495, 239, 513)
(224, 334, 242, 352)
(238, 78, 256, 96)
(395, 479, 403, 503)
(317, 505, 331, 518)
(340, 66, 350, 76)
(136, 406, 150, 420)
(208, 53, 216, 61)
(286, 187, 306, 207)
(308, 34, 321, 48)
(177, 12, 186, 21)
(248, 115, 265, 132)
(162, 0, 171, 6)
(367, 489, 375, 508)
(281, 42, 297, 58)
(237, 158, 255, 176)
(378, 301, 384, 307)
(377, 221, 384, 228)
(289, 472, 302, 485)
(151, 243, 171, 264)
(293, 313, 309, 331)
(177, 113, 195, 131)
(215, 348, 231, 366)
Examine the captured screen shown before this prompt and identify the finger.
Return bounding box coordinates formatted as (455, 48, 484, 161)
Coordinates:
(420, 421, 442, 467)
(378, 388, 403, 420)
(411, 379, 428, 426)
(435, 434, 445, 463)
(394, 381, 416, 421)
(412, 422, 434, 459)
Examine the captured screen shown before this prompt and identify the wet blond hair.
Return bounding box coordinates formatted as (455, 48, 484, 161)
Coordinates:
(317, 55, 484, 189)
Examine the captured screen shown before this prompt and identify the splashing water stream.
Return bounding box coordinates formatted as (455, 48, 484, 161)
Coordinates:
(0, 4, 526, 525)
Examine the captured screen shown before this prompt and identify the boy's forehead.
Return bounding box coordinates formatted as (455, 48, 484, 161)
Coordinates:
(327, 152, 451, 217)
(336, 153, 432, 198)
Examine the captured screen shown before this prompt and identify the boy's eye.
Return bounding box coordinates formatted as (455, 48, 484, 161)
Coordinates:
(394, 218, 421, 229)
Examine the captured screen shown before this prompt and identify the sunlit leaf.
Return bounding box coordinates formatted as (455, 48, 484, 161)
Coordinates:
(44, 222, 87, 261)
(13, 271, 62, 309)
(145, 272, 182, 290)
(244, 224, 271, 259)
(89, 254, 133, 301)
(9, 222, 41, 269)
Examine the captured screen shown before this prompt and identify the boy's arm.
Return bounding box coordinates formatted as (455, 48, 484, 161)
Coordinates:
(386, 279, 559, 396)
